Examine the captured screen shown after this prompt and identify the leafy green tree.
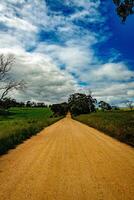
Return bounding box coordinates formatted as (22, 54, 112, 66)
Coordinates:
(113, 0, 134, 22)
(50, 102, 68, 116)
(68, 93, 96, 116)
(26, 101, 32, 107)
(98, 101, 112, 111)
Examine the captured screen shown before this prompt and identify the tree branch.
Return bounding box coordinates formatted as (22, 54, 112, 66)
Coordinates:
(0, 54, 15, 80)
(0, 80, 26, 100)
(0, 54, 26, 102)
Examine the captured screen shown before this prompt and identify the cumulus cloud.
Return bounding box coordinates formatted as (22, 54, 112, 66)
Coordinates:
(0, 0, 133, 105)
(79, 62, 134, 105)
(1, 48, 78, 103)
(35, 37, 96, 73)
(90, 63, 134, 81)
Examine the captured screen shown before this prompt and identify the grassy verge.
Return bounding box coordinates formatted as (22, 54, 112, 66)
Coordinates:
(74, 110, 134, 147)
(0, 108, 62, 155)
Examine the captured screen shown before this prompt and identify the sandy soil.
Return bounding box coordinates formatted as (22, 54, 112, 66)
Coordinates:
(0, 114, 134, 200)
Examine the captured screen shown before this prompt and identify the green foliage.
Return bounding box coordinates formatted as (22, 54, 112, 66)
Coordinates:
(74, 110, 134, 146)
(98, 101, 112, 111)
(68, 93, 96, 116)
(113, 0, 134, 22)
(0, 107, 62, 155)
(50, 102, 68, 116)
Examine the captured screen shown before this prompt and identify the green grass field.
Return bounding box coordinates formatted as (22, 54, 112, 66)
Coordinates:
(0, 107, 62, 155)
(74, 110, 134, 147)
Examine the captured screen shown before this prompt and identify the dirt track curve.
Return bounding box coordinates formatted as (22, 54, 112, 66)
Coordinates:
(0, 114, 134, 200)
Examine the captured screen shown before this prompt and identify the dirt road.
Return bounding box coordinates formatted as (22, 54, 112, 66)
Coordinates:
(0, 114, 134, 200)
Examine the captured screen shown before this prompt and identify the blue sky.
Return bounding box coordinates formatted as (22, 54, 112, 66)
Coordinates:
(0, 0, 134, 105)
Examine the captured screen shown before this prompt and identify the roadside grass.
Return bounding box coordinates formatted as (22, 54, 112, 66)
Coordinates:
(0, 108, 62, 155)
(74, 110, 134, 147)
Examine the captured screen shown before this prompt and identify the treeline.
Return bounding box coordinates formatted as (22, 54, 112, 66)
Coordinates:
(1, 93, 132, 117)
(50, 93, 120, 117)
(0, 98, 48, 109)
(49, 93, 96, 117)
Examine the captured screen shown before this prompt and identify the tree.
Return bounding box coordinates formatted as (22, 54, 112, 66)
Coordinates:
(26, 101, 32, 107)
(36, 102, 47, 108)
(68, 93, 96, 116)
(0, 98, 17, 110)
(98, 101, 112, 111)
(126, 100, 133, 110)
(113, 0, 134, 22)
(111, 105, 120, 110)
(121, 99, 133, 110)
(0, 54, 25, 102)
(50, 102, 68, 116)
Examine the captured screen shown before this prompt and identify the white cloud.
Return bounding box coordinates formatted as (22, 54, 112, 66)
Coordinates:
(37, 43, 91, 70)
(127, 90, 134, 97)
(90, 63, 134, 81)
(35, 33, 97, 74)
(0, 15, 37, 32)
(93, 82, 134, 97)
(0, 0, 133, 105)
(81, 81, 134, 105)
(0, 1, 37, 31)
(2, 49, 78, 103)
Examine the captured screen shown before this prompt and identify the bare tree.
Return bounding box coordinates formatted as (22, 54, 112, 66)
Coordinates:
(0, 54, 25, 101)
(126, 100, 133, 110)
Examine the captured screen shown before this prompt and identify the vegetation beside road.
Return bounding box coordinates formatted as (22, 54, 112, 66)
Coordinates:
(74, 110, 134, 146)
(0, 107, 62, 155)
